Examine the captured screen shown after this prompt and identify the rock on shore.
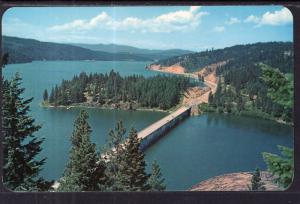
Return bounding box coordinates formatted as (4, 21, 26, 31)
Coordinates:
(189, 171, 281, 191)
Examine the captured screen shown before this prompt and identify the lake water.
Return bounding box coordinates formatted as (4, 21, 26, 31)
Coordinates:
(3, 61, 293, 190)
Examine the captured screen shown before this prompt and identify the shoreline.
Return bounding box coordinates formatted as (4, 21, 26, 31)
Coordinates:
(149, 66, 292, 126)
(40, 102, 170, 113)
(199, 104, 293, 126)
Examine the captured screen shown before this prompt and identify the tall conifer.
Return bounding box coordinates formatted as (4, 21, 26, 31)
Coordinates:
(117, 128, 149, 191)
(2, 72, 53, 191)
(58, 110, 107, 191)
(43, 89, 48, 101)
(147, 160, 166, 191)
(104, 121, 126, 191)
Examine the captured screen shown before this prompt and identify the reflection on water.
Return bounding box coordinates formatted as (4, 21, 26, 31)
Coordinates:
(206, 113, 292, 137)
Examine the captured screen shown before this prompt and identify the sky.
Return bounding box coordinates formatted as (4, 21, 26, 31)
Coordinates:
(2, 6, 293, 51)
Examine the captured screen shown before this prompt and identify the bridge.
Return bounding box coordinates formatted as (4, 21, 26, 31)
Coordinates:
(138, 106, 191, 151)
(137, 76, 217, 151)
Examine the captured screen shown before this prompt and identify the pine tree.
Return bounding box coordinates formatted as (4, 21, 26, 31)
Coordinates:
(58, 110, 107, 191)
(54, 85, 59, 106)
(49, 87, 54, 103)
(248, 168, 266, 191)
(43, 89, 48, 101)
(208, 91, 213, 104)
(148, 160, 166, 191)
(1, 53, 9, 67)
(262, 146, 294, 188)
(2, 72, 53, 191)
(117, 128, 150, 191)
(104, 121, 127, 191)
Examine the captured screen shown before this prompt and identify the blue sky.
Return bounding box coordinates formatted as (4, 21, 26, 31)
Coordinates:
(2, 6, 293, 51)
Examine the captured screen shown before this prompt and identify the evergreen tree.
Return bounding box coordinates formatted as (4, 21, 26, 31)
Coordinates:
(104, 121, 127, 191)
(58, 110, 107, 191)
(45, 71, 190, 110)
(248, 168, 266, 191)
(49, 87, 54, 103)
(261, 66, 293, 110)
(1, 53, 9, 67)
(262, 146, 294, 188)
(2, 72, 53, 191)
(148, 160, 166, 191)
(43, 89, 48, 101)
(117, 128, 150, 191)
(208, 91, 213, 104)
(54, 85, 59, 106)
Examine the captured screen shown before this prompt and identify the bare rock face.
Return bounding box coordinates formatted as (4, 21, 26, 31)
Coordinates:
(148, 64, 186, 74)
(189, 171, 281, 191)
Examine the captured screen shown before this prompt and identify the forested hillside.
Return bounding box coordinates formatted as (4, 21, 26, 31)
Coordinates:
(2, 36, 152, 64)
(181, 42, 294, 123)
(3, 36, 193, 64)
(152, 42, 293, 73)
(44, 70, 191, 110)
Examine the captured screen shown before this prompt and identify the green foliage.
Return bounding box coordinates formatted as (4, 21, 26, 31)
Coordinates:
(2, 72, 53, 191)
(248, 168, 266, 191)
(208, 91, 213, 104)
(101, 121, 166, 191)
(148, 160, 166, 191)
(157, 41, 293, 122)
(262, 146, 294, 188)
(1, 53, 9, 67)
(261, 65, 293, 110)
(58, 110, 107, 191)
(47, 70, 191, 110)
(43, 89, 48, 101)
(204, 63, 292, 123)
(58, 117, 165, 191)
(116, 128, 150, 191)
(103, 121, 127, 191)
(154, 42, 293, 73)
(198, 103, 215, 112)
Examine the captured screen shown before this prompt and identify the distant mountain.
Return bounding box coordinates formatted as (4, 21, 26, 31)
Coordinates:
(151, 42, 293, 73)
(2, 36, 152, 64)
(2, 36, 195, 64)
(71, 43, 194, 60)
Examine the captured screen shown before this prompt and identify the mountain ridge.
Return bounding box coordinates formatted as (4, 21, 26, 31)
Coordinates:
(2, 36, 194, 64)
(150, 41, 293, 73)
(71, 42, 194, 54)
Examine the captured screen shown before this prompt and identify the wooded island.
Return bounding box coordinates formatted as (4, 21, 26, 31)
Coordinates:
(43, 70, 192, 110)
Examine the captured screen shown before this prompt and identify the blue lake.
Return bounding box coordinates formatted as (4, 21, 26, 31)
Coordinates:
(3, 61, 293, 190)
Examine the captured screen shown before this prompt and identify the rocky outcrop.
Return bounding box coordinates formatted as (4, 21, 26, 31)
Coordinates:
(190, 171, 281, 191)
(147, 64, 186, 74)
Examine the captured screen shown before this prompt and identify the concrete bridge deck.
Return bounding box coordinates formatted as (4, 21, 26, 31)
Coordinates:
(138, 106, 191, 140)
(138, 106, 191, 150)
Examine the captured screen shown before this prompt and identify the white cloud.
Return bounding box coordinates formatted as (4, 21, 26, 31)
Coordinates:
(50, 12, 111, 31)
(244, 7, 293, 26)
(260, 7, 293, 25)
(49, 6, 209, 33)
(213, 26, 225, 32)
(225, 17, 240, 25)
(244, 15, 260, 24)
